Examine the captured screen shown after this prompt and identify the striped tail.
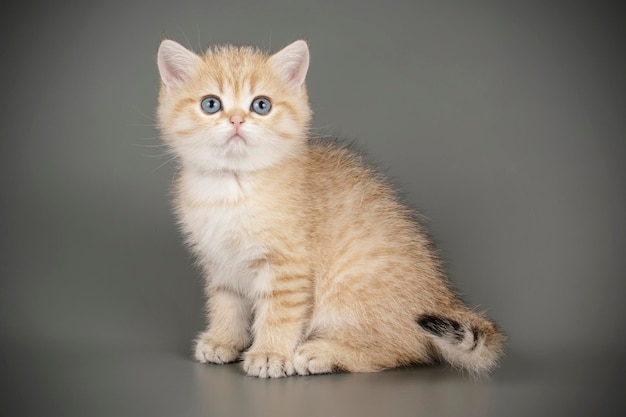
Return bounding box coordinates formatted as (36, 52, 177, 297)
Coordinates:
(417, 313, 506, 375)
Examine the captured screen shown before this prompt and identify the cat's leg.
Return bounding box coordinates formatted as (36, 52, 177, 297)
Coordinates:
(195, 286, 252, 364)
(242, 267, 312, 378)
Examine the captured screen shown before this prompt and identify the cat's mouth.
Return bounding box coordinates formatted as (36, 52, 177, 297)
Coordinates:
(227, 134, 247, 144)
(224, 134, 249, 155)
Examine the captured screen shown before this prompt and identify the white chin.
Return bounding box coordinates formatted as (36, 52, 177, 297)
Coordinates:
(225, 140, 249, 156)
(178, 132, 302, 173)
(184, 147, 275, 173)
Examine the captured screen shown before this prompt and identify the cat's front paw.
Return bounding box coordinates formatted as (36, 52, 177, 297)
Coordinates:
(242, 350, 295, 378)
(194, 332, 240, 364)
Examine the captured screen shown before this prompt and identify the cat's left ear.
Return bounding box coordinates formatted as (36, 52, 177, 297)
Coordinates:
(157, 39, 201, 89)
(269, 40, 310, 90)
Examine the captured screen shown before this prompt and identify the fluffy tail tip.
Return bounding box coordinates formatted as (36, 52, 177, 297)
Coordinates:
(417, 313, 506, 375)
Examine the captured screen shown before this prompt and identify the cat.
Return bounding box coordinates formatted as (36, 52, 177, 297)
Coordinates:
(156, 38, 505, 378)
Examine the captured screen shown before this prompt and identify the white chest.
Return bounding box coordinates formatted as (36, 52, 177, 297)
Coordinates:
(176, 171, 270, 295)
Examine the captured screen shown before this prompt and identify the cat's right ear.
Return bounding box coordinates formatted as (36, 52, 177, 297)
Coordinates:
(157, 40, 200, 89)
(269, 40, 310, 90)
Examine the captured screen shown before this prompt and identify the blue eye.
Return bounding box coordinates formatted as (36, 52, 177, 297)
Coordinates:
(251, 97, 272, 115)
(200, 96, 222, 114)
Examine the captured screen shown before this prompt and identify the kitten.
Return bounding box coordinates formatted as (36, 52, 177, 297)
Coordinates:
(156, 38, 505, 378)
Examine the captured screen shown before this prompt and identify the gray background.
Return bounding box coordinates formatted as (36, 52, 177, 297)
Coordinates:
(1, 0, 625, 416)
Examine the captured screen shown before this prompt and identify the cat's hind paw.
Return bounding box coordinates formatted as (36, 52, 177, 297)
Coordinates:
(293, 343, 336, 375)
(293, 340, 348, 375)
(242, 350, 295, 378)
(194, 333, 240, 364)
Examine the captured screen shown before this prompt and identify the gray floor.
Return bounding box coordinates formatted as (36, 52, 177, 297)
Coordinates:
(2, 1, 625, 416)
(4, 342, 625, 416)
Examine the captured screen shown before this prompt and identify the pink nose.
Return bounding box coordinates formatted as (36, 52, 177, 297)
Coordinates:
(230, 115, 245, 129)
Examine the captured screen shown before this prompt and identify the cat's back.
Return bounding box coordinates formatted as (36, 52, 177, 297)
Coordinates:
(304, 139, 409, 219)
(302, 138, 426, 260)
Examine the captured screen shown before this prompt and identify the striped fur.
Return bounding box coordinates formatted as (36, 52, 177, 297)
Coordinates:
(157, 39, 505, 378)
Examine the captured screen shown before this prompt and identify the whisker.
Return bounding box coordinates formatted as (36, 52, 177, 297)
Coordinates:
(135, 136, 167, 146)
(309, 122, 338, 131)
(196, 24, 202, 51)
(133, 143, 168, 148)
(309, 134, 338, 142)
(128, 123, 158, 127)
(141, 152, 173, 159)
(179, 28, 194, 52)
(131, 106, 157, 123)
(150, 155, 178, 174)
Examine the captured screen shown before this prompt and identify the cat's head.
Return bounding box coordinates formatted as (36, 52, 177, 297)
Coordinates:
(157, 39, 312, 173)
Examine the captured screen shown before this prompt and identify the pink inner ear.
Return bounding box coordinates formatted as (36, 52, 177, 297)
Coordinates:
(288, 61, 307, 84)
(166, 65, 187, 84)
(158, 40, 199, 87)
(270, 40, 310, 88)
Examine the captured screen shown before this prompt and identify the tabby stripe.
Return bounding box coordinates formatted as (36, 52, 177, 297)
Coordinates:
(265, 287, 309, 299)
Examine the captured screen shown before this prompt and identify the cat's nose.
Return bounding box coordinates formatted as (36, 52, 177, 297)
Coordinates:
(230, 115, 245, 128)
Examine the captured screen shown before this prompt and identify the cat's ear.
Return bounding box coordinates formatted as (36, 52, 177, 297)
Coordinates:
(269, 40, 310, 90)
(157, 39, 201, 89)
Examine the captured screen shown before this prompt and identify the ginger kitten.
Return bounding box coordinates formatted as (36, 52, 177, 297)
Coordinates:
(156, 39, 505, 378)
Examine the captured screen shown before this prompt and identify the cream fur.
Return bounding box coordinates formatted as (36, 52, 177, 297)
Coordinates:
(157, 39, 505, 378)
